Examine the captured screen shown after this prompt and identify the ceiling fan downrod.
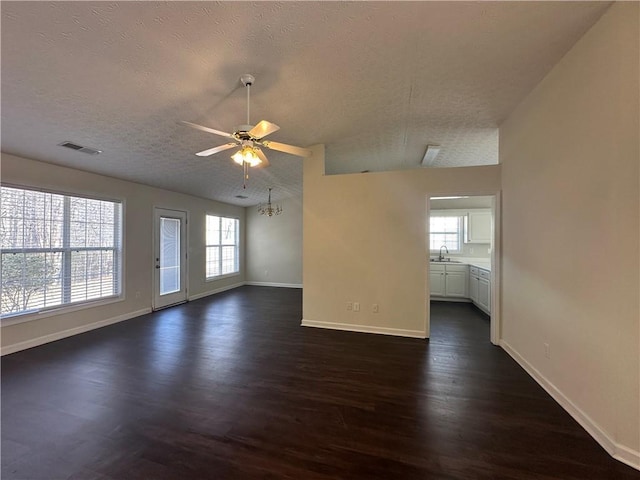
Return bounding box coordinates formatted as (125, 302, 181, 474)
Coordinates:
(240, 74, 255, 126)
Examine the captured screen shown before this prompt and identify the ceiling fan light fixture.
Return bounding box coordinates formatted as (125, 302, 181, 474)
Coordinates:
(231, 146, 261, 167)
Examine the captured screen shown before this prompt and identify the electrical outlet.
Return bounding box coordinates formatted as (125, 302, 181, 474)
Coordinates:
(544, 343, 550, 359)
(353, 302, 360, 312)
(347, 302, 353, 311)
(372, 304, 379, 313)
(135, 291, 140, 299)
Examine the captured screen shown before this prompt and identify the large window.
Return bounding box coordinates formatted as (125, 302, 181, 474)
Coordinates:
(429, 215, 463, 253)
(206, 215, 239, 278)
(1, 185, 122, 317)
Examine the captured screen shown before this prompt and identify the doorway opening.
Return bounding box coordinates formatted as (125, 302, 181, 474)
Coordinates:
(425, 194, 501, 344)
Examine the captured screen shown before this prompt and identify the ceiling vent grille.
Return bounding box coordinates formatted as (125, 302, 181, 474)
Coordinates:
(58, 141, 102, 155)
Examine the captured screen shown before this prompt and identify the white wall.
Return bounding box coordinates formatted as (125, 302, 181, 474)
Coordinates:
(246, 195, 303, 287)
(1, 153, 246, 353)
(500, 2, 639, 468)
(303, 144, 501, 337)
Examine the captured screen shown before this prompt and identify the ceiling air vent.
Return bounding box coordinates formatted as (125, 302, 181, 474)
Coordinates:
(58, 141, 102, 155)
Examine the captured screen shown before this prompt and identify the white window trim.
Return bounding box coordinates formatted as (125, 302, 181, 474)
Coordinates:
(205, 214, 240, 279)
(1, 295, 125, 326)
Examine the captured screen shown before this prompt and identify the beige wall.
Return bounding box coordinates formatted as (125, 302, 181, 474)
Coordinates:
(500, 2, 639, 463)
(1, 153, 245, 351)
(303, 144, 501, 336)
(246, 195, 303, 286)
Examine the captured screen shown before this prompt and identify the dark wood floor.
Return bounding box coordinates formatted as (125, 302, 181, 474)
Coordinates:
(2, 287, 638, 479)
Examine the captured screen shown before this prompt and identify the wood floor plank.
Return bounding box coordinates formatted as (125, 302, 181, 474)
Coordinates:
(1, 287, 638, 479)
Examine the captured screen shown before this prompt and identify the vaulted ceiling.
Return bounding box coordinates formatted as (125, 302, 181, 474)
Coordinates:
(1, 2, 610, 206)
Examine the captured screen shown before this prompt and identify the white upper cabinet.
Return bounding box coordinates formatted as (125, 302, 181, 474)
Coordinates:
(464, 209, 492, 244)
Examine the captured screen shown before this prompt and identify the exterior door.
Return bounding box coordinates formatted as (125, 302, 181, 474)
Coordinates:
(153, 208, 187, 309)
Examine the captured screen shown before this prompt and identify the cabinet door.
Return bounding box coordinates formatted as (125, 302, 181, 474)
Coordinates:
(469, 275, 479, 302)
(429, 271, 445, 296)
(478, 278, 491, 313)
(445, 271, 467, 297)
(465, 210, 492, 243)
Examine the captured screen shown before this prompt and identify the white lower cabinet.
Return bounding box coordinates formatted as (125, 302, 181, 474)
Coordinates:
(469, 267, 479, 303)
(444, 265, 468, 297)
(429, 265, 446, 296)
(430, 263, 490, 314)
(478, 278, 490, 313)
(468, 266, 491, 314)
(429, 264, 468, 298)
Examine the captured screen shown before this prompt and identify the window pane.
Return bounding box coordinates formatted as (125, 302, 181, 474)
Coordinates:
(1, 252, 26, 314)
(1, 186, 122, 316)
(206, 215, 220, 246)
(430, 216, 461, 252)
(221, 218, 236, 245)
(221, 246, 236, 274)
(205, 216, 238, 279)
(206, 246, 220, 278)
(160, 217, 180, 295)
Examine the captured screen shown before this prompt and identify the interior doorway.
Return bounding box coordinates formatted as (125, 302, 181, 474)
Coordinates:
(425, 194, 501, 344)
(153, 208, 188, 310)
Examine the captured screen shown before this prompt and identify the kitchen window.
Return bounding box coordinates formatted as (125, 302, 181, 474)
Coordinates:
(429, 215, 463, 253)
(205, 215, 239, 279)
(1, 185, 122, 318)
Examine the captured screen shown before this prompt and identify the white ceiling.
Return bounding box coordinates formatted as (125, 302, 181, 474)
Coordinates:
(1, 2, 610, 206)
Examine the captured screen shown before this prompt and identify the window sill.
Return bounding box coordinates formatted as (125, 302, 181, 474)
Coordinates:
(1, 295, 125, 327)
(205, 272, 241, 283)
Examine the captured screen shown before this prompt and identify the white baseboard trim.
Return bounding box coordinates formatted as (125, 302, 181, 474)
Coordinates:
(1, 308, 152, 356)
(244, 281, 302, 288)
(188, 282, 245, 301)
(500, 340, 640, 471)
(301, 319, 426, 339)
(615, 444, 640, 471)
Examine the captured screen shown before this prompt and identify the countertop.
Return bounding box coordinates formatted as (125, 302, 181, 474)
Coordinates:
(429, 258, 491, 272)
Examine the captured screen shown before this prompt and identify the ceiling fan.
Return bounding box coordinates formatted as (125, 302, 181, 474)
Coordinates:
(181, 74, 311, 186)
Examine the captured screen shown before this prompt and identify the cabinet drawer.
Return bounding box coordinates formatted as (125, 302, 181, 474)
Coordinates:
(469, 266, 479, 276)
(430, 264, 445, 272)
(479, 269, 490, 280)
(445, 264, 468, 273)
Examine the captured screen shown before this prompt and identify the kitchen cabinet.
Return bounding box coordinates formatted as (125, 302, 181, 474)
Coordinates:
(478, 278, 490, 312)
(444, 264, 468, 297)
(465, 210, 492, 244)
(429, 265, 445, 296)
(468, 266, 491, 314)
(429, 264, 468, 298)
(469, 266, 479, 303)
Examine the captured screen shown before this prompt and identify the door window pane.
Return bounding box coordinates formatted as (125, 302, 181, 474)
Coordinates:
(159, 217, 180, 295)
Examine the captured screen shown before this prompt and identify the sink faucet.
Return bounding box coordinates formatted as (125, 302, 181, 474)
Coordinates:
(438, 245, 449, 262)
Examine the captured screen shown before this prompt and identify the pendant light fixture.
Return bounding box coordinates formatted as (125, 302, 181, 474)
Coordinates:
(258, 188, 282, 217)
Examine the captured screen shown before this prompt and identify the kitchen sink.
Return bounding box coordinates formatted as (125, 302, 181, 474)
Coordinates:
(430, 258, 462, 263)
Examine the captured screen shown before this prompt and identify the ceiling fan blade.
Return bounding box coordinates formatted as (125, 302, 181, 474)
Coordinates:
(180, 121, 233, 138)
(254, 148, 270, 168)
(195, 143, 238, 157)
(262, 140, 312, 158)
(249, 120, 280, 139)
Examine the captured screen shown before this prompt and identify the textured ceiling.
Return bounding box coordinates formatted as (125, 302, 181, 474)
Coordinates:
(1, 2, 610, 206)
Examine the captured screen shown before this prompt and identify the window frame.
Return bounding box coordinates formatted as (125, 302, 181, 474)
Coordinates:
(1, 184, 124, 323)
(205, 214, 240, 280)
(429, 213, 464, 254)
